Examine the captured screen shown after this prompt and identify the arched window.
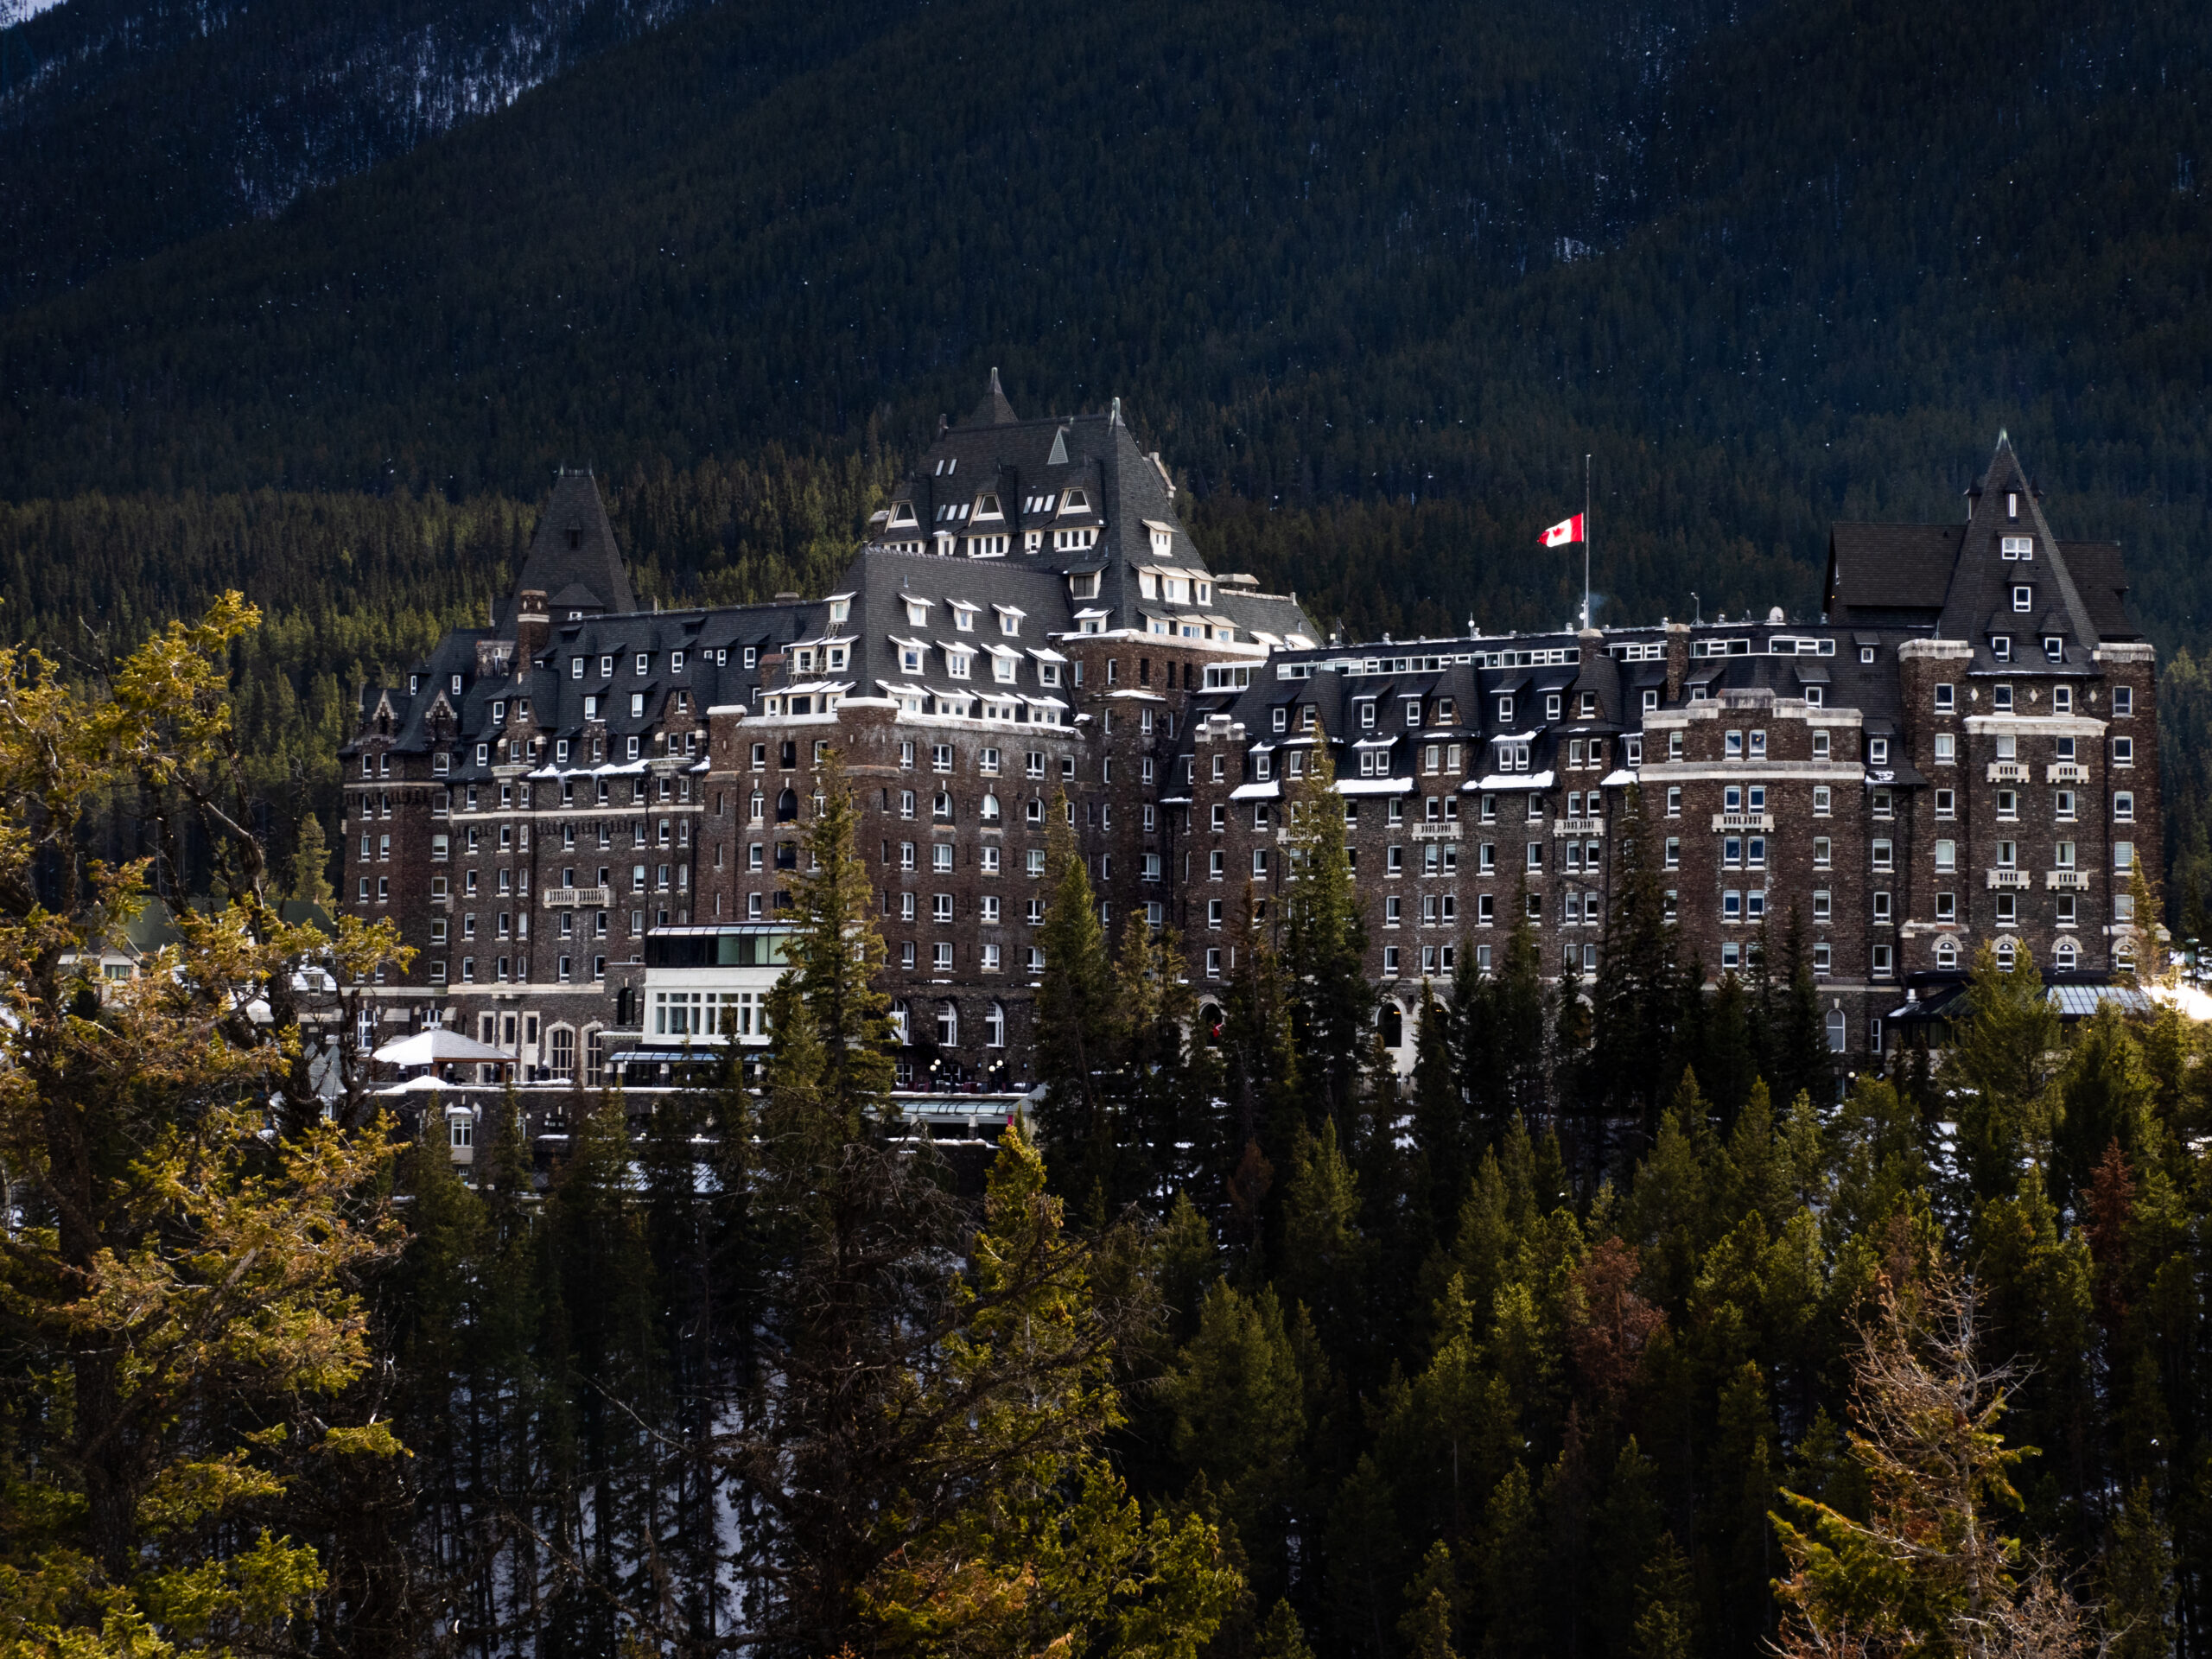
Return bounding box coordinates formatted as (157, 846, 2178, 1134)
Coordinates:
(937, 1001, 960, 1046)
(548, 1025, 576, 1079)
(2115, 944, 2136, 976)
(749, 789, 765, 821)
(986, 1001, 1007, 1048)
(1199, 1003, 1224, 1047)
(1381, 1004, 1405, 1047)
(2055, 939, 2078, 971)
(981, 792, 1001, 822)
(584, 1027, 607, 1087)
(1996, 938, 2018, 969)
(776, 787, 799, 822)
(1935, 938, 1959, 971)
(933, 791, 954, 821)
(1825, 1009, 1847, 1053)
(890, 1000, 911, 1044)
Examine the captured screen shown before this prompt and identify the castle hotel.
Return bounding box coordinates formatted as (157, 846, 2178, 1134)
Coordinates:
(340, 382, 2159, 1097)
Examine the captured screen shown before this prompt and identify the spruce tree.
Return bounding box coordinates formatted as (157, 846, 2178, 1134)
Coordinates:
(1589, 785, 1679, 1134)
(1281, 741, 1372, 1135)
(1945, 942, 2063, 1202)
(1035, 792, 1121, 1196)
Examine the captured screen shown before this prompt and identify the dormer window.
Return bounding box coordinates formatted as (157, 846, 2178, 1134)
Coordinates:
(2044, 636, 2064, 663)
(671, 650, 685, 672)
(1991, 635, 2012, 662)
(974, 493, 1002, 520)
(995, 606, 1022, 636)
(1068, 572, 1101, 601)
(2012, 585, 2032, 613)
(451, 673, 463, 695)
(1059, 488, 1089, 514)
(2001, 535, 2032, 560)
(600, 655, 613, 677)
(1149, 524, 1173, 557)
(828, 598, 851, 626)
(1545, 693, 1562, 721)
(1195, 580, 1211, 604)
(1138, 570, 1159, 600)
(635, 653, 650, 676)
(951, 602, 978, 632)
(1357, 701, 1376, 728)
(1869, 737, 1890, 765)
(1404, 699, 1421, 727)
(890, 501, 918, 526)
(2007, 492, 2019, 519)
(1498, 695, 1515, 724)
(905, 598, 931, 626)
(491, 700, 506, 725)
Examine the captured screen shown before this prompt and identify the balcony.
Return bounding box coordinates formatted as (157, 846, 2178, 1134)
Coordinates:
(1986, 868, 2029, 889)
(1986, 761, 2028, 783)
(1710, 811, 1775, 832)
(1554, 817, 1605, 836)
(2046, 762, 2089, 783)
(1413, 823, 1463, 840)
(542, 887, 612, 908)
(2045, 869, 2088, 891)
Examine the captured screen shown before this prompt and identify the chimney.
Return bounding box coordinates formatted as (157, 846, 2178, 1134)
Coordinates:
(515, 589, 550, 664)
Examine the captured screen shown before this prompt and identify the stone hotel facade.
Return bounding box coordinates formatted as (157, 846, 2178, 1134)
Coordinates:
(340, 391, 2158, 1089)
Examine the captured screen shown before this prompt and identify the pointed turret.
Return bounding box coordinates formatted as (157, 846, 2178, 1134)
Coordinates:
(509, 470, 636, 628)
(965, 365, 1019, 427)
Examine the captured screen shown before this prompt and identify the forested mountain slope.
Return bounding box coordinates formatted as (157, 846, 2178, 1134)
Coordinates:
(0, 0, 710, 307)
(3, 0, 2211, 903)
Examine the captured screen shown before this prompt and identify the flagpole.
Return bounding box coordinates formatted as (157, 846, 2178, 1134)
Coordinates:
(1583, 453, 1592, 630)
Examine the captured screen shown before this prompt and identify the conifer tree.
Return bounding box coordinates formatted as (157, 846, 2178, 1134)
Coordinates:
(1281, 741, 1372, 1135)
(1590, 785, 1679, 1131)
(1408, 980, 1465, 1237)
(861, 1122, 1238, 1656)
(1772, 1255, 2097, 1658)
(1035, 792, 1121, 1195)
(288, 805, 334, 905)
(1946, 943, 2063, 1202)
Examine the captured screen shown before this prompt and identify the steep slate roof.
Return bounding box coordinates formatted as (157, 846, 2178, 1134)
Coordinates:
(1823, 434, 2139, 652)
(871, 376, 1318, 647)
(505, 470, 637, 625)
(1823, 524, 1961, 625)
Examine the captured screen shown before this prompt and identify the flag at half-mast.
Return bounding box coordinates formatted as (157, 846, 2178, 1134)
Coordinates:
(1541, 513, 1586, 548)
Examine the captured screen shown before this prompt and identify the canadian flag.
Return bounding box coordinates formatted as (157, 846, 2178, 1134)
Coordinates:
(1541, 513, 1586, 548)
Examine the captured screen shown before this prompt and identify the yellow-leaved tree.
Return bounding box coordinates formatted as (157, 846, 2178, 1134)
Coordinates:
(0, 594, 410, 1656)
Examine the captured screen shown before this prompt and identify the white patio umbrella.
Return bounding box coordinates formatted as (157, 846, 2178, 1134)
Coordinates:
(371, 1028, 511, 1066)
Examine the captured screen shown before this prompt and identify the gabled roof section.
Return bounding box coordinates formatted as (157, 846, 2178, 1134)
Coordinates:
(510, 471, 636, 623)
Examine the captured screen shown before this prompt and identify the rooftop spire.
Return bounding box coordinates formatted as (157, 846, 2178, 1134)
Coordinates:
(966, 366, 1018, 427)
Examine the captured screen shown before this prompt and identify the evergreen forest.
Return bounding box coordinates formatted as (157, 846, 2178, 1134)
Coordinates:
(9, 609, 2212, 1656)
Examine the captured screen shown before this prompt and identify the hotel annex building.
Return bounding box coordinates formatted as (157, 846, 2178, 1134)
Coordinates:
(340, 391, 2158, 1094)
